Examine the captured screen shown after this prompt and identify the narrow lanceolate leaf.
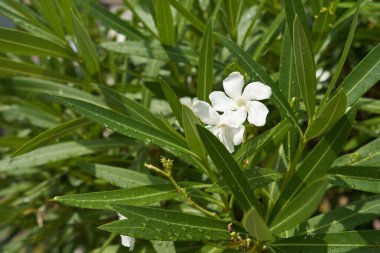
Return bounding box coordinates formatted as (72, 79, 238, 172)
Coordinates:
(215, 33, 301, 134)
(167, 0, 206, 32)
(341, 43, 380, 106)
(72, 11, 99, 74)
(79, 163, 166, 188)
(160, 78, 183, 126)
(182, 106, 207, 159)
(197, 19, 214, 102)
(54, 96, 192, 158)
(269, 110, 355, 223)
(196, 125, 262, 212)
(101, 41, 221, 67)
(243, 207, 273, 241)
(100, 204, 247, 241)
(0, 140, 124, 171)
(282, 194, 380, 237)
(329, 166, 380, 193)
(54, 183, 208, 209)
(155, 0, 175, 45)
(270, 231, 380, 253)
(279, 27, 300, 163)
(333, 138, 380, 167)
(0, 58, 76, 83)
(0, 5, 65, 46)
(207, 168, 283, 194)
(11, 117, 90, 157)
(283, 0, 310, 42)
(270, 178, 329, 234)
(88, 2, 146, 40)
(97, 84, 182, 140)
(293, 16, 316, 118)
(33, 0, 65, 37)
(0, 28, 71, 58)
(0, 77, 104, 107)
(305, 89, 347, 141)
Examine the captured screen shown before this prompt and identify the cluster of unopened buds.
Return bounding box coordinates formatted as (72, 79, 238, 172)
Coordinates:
(181, 71, 272, 153)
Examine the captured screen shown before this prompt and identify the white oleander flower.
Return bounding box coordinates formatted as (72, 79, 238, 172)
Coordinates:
(118, 213, 135, 251)
(209, 71, 271, 127)
(193, 100, 245, 153)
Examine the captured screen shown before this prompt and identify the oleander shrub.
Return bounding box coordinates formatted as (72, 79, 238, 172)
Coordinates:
(0, 0, 379, 252)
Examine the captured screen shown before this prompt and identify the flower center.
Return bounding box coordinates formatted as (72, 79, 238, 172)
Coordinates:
(236, 98, 246, 108)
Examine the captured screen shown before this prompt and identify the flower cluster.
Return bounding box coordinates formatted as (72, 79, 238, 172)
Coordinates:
(181, 71, 272, 153)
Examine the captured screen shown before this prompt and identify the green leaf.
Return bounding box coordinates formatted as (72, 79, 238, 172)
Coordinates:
(182, 106, 207, 159)
(311, 0, 336, 52)
(357, 98, 380, 114)
(0, 103, 59, 128)
(321, 0, 363, 105)
(196, 125, 262, 212)
(341, 43, 380, 106)
(253, 11, 285, 60)
(269, 110, 355, 223)
(0, 139, 124, 172)
(0, 77, 104, 107)
(329, 166, 380, 193)
(11, 117, 90, 157)
(101, 41, 222, 67)
(293, 15, 316, 118)
(270, 178, 329, 234)
(197, 19, 214, 102)
(215, 33, 301, 134)
(155, 0, 175, 46)
(160, 78, 183, 126)
(0, 58, 76, 83)
(100, 204, 246, 241)
(72, 10, 99, 74)
(54, 96, 193, 158)
(168, 0, 206, 32)
(33, 0, 65, 37)
(279, 26, 300, 163)
(305, 89, 347, 141)
(243, 207, 273, 241)
(79, 163, 166, 188)
(54, 183, 208, 209)
(283, 0, 310, 43)
(87, 1, 146, 40)
(0, 5, 65, 47)
(234, 120, 291, 165)
(270, 231, 380, 253)
(0, 28, 71, 58)
(207, 168, 283, 194)
(282, 194, 380, 237)
(97, 83, 182, 139)
(333, 138, 380, 167)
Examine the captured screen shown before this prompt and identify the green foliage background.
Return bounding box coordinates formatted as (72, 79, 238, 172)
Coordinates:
(0, 0, 379, 252)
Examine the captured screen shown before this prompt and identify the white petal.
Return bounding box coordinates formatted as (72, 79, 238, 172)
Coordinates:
(209, 91, 236, 111)
(246, 101, 269, 126)
(207, 125, 234, 153)
(242, 82, 272, 101)
(193, 100, 220, 125)
(179, 97, 192, 108)
(220, 128, 235, 153)
(231, 125, 245, 146)
(220, 109, 246, 128)
(223, 72, 244, 100)
(121, 235, 135, 250)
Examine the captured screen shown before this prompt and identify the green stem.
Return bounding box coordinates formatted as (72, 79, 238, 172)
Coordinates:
(144, 162, 219, 219)
(281, 139, 306, 191)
